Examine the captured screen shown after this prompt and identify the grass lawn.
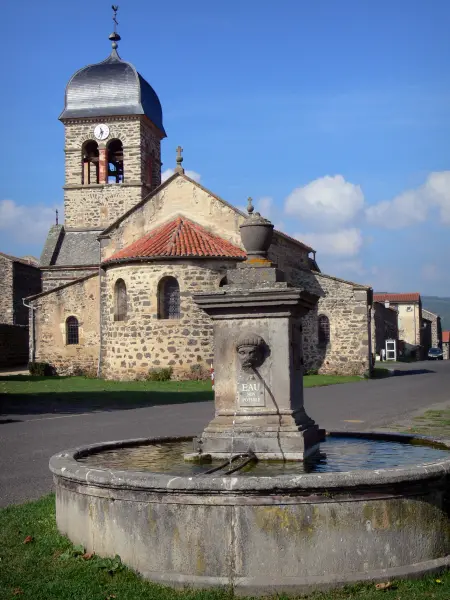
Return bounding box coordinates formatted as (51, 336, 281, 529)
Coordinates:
(1, 495, 450, 600)
(402, 407, 450, 438)
(0, 374, 362, 415)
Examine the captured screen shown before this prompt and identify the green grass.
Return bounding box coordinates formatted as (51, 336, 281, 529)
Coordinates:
(0, 374, 362, 416)
(303, 374, 362, 387)
(1, 495, 450, 600)
(404, 407, 450, 438)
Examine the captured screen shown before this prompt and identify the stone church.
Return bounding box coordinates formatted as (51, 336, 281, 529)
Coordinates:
(26, 31, 374, 380)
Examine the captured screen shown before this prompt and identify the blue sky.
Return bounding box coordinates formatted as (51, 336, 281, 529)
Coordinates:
(1, 0, 450, 295)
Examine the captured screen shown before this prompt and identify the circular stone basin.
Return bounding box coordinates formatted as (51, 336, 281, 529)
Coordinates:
(50, 432, 450, 596)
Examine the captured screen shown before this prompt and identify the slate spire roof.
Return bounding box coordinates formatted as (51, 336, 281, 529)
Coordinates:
(104, 217, 246, 264)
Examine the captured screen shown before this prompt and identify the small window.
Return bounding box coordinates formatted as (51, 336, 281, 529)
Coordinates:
(107, 139, 124, 183)
(158, 277, 180, 319)
(66, 316, 79, 345)
(114, 279, 127, 321)
(318, 315, 330, 345)
(219, 276, 227, 287)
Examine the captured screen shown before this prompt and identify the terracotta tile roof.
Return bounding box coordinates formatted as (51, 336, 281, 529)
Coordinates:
(105, 217, 247, 263)
(443, 331, 450, 344)
(373, 292, 420, 303)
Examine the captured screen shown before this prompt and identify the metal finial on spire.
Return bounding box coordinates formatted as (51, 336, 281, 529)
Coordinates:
(55, 209, 59, 226)
(175, 145, 185, 174)
(109, 5, 121, 51)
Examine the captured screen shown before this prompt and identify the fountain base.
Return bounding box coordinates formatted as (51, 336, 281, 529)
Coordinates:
(187, 424, 325, 460)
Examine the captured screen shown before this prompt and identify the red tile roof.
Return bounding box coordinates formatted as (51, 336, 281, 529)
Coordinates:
(105, 217, 247, 263)
(373, 293, 420, 303)
(443, 331, 450, 344)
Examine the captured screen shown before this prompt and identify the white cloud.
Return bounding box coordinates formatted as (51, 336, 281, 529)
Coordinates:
(161, 168, 201, 183)
(294, 228, 363, 257)
(366, 170, 450, 228)
(0, 199, 62, 250)
(285, 175, 364, 229)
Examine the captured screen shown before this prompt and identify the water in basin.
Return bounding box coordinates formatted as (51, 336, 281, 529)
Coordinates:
(78, 436, 450, 476)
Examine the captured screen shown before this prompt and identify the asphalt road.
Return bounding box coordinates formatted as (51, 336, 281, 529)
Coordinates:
(1, 360, 449, 507)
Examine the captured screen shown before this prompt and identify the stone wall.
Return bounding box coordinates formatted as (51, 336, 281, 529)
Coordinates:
(100, 260, 233, 380)
(371, 302, 398, 355)
(290, 271, 371, 375)
(0, 256, 13, 324)
(443, 342, 450, 360)
(63, 116, 162, 229)
(396, 302, 422, 348)
(41, 267, 98, 292)
(422, 308, 442, 348)
(13, 262, 42, 325)
(33, 275, 100, 374)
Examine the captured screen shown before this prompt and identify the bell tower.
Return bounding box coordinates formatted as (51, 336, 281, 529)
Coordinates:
(59, 6, 166, 230)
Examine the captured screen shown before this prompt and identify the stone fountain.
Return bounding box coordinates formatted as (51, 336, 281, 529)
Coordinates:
(188, 199, 324, 461)
(50, 203, 450, 595)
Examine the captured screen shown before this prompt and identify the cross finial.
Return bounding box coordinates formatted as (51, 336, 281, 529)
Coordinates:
(55, 209, 59, 226)
(109, 5, 121, 52)
(175, 145, 185, 174)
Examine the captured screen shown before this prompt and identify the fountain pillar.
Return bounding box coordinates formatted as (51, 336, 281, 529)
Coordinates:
(191, 201, 324, 460)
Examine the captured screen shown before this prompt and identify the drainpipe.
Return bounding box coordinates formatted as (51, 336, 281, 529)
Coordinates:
(367, 288, 374, 374)
(23, 298, 36, 363)
(96, 234, 110, 378)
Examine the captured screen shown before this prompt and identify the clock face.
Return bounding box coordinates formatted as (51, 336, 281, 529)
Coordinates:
(94, 124, 110, 141)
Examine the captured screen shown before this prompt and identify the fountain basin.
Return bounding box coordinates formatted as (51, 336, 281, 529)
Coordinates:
(50, 432, 450, 596)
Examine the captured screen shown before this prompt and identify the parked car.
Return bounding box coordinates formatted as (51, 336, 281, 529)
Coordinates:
(428, 347, 444, 360)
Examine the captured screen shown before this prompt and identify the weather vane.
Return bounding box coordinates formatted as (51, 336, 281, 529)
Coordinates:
(112, 5, 119, 33)
(109, 5, 121, 50)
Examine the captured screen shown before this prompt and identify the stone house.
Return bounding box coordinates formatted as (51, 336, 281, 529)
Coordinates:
(371, 301, 398, 358)
(24, 33, 374, 380)
(0, 252, 41, 367)
(373, 293, 424, 359)
(421, 308, 442, 354)
(443, 331, 450, 360)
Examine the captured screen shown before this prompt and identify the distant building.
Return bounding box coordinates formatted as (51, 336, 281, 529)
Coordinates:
(371, 301, 398, 358)
(421, 308, 442, 353)
(373, 293, 424, 359)
(0, 252, 41, 367)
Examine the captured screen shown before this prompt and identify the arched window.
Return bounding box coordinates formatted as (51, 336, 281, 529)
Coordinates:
(114, 279, 127, 321)
(107, 139, 124, 183)
(158, 277, 180, 319)
(219, 276, 227, 287)
(66, 316, 79, 345)
(82, 140, 99, 184)
(318, 315, 330, 345)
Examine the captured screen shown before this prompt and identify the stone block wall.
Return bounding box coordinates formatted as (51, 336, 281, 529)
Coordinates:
(41, 267, 98, 292)
(13, 262, 41, 325)
(291, 271, 371, 375)
(0, 324, 29, 367)
(63, 116, 161, 229)
(33, 275, 100, 374)
(422, 308, 442, 348)
(0, 255, 13, 324)
(100, 260, 233, 380)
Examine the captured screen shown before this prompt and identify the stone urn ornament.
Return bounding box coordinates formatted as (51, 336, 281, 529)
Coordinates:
(240, 197, 274, 258)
